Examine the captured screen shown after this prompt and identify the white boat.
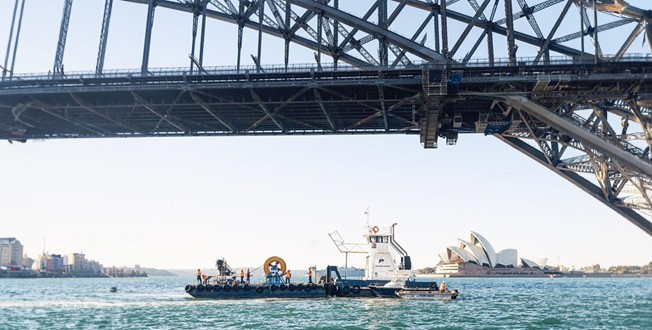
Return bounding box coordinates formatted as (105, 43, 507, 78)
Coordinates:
(372, 275, 459, 300)
(396, 288, 459, 300)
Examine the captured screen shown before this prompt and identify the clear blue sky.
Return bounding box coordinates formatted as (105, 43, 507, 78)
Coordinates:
(0, 0, 650, 270)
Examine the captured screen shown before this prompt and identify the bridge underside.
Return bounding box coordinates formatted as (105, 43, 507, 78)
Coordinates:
(1, 61, 649, 140)
(2, 60, 652, 235)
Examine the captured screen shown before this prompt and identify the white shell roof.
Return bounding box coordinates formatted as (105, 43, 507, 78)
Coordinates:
(470, 231, 497, 268)
(446, 246, 475, 263)
(496, 249, 518, 267)
(534, 258, 549, 267)
(438, 251, 450, 263)
(459, 239, 490, 266)
(521, 258, 545, 269)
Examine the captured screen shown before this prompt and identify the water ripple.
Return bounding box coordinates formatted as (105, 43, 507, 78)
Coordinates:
(0, 277, 650, 329)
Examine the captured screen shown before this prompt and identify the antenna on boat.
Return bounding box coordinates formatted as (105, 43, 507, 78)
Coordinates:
(364, 207, 370, 227)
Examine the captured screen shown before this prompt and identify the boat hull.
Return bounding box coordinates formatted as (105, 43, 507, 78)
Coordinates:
(396, 289, 459, 300)
(185, 283, 329, 299)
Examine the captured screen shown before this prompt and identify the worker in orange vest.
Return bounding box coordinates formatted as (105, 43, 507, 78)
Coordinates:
(240, 269, 245, 284)
(285, 270, 291, 284)
(440, 281, 447, 293)
(196, 269, 202, 284)
(307, 268, 313, 284)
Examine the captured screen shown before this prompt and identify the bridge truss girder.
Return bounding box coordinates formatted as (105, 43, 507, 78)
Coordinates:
(114, 0, 652, 70)
(494, 95, 652, 236)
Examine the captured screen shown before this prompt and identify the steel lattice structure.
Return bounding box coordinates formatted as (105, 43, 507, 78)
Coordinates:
(1, 0, 652, 235)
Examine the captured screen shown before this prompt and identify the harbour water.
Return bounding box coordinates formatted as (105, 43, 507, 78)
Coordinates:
(0, 276, 650, 329)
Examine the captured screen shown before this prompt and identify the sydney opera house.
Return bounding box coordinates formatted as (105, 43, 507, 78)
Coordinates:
(435, 231, 548, 277)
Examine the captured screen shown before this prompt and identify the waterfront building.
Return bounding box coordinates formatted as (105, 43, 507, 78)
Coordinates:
(22, 254, 34, 269)
(68, 252, 103, 275)
(0, 238, 23, 267)
(435, 231, 548, 277)
(104, 265, 147, 277)
(35, 253, 65, 273)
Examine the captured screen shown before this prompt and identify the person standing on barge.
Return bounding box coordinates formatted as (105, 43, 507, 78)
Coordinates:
(285, 270, 292, 284)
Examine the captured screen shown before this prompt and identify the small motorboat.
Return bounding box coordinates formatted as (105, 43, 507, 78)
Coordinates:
(396, 288, 458, 300)
(369, 275, 459, 300)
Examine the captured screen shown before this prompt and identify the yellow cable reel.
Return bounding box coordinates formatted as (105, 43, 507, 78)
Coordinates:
(263, 256, 287, 276)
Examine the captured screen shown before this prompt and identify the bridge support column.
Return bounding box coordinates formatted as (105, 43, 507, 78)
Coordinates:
(420, 101, 440, 149)
(378, 0, 388, 67)
(504, 0, 516, 65)
(257, 0, 265, 72)
(141, 0, 158, 76)
(420, 68, 441, 148)
(96, 0, 113, 75)
(53, 0, 73, 76)
(7, 0, 26, 80)
(439, 0, 448, 60)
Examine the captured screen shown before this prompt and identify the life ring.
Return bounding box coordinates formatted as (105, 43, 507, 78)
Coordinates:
(352, 286, 361, 294)
(184, 285, 193, 293)
(372, 226, 379, 233)
(263, 256, 287, 276)
(256, 286, 264, 293)
(196, 284, 205, 292)
(213, 285, 222, 292)
(279, 284, 287, 291)
(223, 284, 231, 292)
(205, 284, 213, 292)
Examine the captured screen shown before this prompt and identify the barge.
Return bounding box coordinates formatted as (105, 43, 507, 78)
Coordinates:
(185, 224, 458, 300)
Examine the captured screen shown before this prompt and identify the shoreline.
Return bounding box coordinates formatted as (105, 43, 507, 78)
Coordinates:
(417, 273, 652, 278)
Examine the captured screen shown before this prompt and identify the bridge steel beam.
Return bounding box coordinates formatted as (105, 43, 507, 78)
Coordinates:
(288, 0, 446, 62)
(394, 0, 589, 58)
(123, 0, 370, 67)
(250, 88, 285, 131)
(2, 0, 20, 80)
(69, 93, 138, 133)
(141, 0, 158, 75)
(503, 96, 652, 179)
(6, 0, 26, 80)
(496, 134, 652, 237)
(54, 0, 74, 75)
(96, 0, 114, 75)
(190, 92, 239, 132)
(533, 0, 572, 65)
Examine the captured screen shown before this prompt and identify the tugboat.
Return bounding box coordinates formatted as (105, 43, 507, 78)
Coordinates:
(328, 224, 443, 291)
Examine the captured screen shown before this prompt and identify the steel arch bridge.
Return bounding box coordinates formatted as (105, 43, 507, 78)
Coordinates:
(1, 0, 652, 236)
